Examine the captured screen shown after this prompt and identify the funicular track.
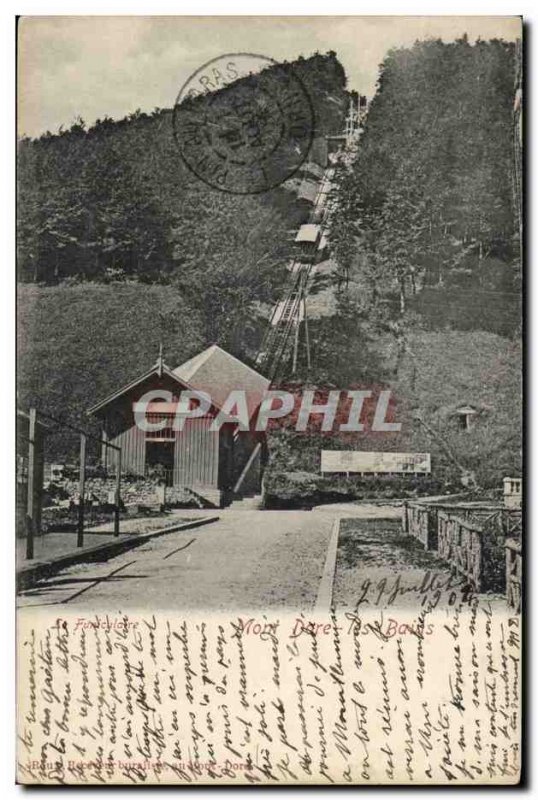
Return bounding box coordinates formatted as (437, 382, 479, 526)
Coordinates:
(255, 94, 365, 382)
(255, 162, 338, 381)
(257, 261, 311, 381)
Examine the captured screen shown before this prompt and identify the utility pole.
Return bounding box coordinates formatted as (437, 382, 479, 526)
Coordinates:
(114, 449, 122, 537)
(291, 302, 301, 375)
(77, 433, 86, 547)
(304, 292, 311, 376)
(25, 408, 37, 560)
(414, 414, 477, 489)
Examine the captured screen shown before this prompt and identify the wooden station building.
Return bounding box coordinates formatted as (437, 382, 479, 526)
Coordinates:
(88, 345, 270, 507)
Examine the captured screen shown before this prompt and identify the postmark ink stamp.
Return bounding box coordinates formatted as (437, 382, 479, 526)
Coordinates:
(172, 53, 315, 194)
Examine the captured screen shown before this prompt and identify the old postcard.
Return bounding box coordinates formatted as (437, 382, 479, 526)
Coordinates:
(16, 15, 522, 785)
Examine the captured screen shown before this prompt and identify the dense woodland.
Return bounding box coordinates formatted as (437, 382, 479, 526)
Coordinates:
(331, 36, 520, 335)
(17, 43, 522, 490)
(17, 52, 347, 347)
(17, 53, 348, 452)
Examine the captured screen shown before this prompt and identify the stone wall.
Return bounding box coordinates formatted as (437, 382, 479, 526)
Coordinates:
(47, 477, 199, 508)
(58, 477, 159, 507)
(163, 485, 207, 507)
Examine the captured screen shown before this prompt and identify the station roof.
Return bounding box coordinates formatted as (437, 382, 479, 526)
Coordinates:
(87, 361, 192, 416)
(88, 345, 269, 421)
(297, 180, 318, 204)
(174, 345, 270, 421)
(295, 224, 321, 244)
(300, 161, 324, 180)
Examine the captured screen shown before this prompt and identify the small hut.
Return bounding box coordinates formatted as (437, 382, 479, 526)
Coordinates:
(88, 345, 269, 507)
(452, 404, 480, 431)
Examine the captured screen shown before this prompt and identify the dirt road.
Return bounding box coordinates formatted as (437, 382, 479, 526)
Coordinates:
(17, 510, 335, 612)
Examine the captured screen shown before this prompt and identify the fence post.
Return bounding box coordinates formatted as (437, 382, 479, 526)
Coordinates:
(476, 530, 483, 594)
(25, 407, 37, 560)
(427, 507, 439, 551)
(402, 501, 409, 533)
(114, 449, 121, 537)
(101, 429, 109, 473)
(505, 544, 512, 606)
(77, 433, 86, 548)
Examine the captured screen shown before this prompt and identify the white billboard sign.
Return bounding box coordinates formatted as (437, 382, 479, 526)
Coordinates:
(321, 451, 431, 475)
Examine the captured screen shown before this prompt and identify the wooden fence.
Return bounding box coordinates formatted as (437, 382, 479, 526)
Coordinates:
(437, 511, 484, 591)
(500, 508, 523, 538)
(403, 502, 438, 549)
(404, 499, 522, 604)
(505, 538, 522, 613)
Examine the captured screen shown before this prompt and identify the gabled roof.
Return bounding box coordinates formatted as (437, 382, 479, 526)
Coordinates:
(173, 344, 270, 420)
(88, 345, 270, 421)
(173, 345, 217, 383)
(87, 361, 193, 416)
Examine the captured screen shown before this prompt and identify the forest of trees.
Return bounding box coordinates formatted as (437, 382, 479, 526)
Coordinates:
(17, 52, 347, 348)
(265, 36, 523, 495)
(17, 52, 348, 448)
(17, 41, 522, 485)
(331, 36, 521, 336)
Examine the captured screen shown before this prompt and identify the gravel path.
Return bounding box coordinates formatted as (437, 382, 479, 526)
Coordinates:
(16, 514, 191, 567)
(17, 510, 335, 612)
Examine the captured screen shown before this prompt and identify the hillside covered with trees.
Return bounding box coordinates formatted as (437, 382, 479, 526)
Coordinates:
(17, 53, 346, 281)
(17, 42, 522, 492)
(267, 36, 522, 497)
(17, 52, 348, 455)
(331, 36, 521, 336)
(17, 52, 347, 348)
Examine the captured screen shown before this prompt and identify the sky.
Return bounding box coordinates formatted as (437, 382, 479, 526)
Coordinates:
(18, 15, 521, 138)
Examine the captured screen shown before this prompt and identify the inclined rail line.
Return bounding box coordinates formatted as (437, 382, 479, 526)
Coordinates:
(255, 93, 365, 381)
(255, 160, 341, 381)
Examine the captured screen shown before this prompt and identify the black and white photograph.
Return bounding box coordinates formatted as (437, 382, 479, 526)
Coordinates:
(14, 14, 523, 786)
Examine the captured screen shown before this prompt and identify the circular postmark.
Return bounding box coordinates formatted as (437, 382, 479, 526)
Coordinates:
(172, 53, 315, 194)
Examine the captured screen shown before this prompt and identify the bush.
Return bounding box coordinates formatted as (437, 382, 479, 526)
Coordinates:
(263, 469, 459, 509)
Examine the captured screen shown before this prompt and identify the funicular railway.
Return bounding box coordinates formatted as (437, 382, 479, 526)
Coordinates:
(255, 93, 366, 381)
(231, 96, 367, 497)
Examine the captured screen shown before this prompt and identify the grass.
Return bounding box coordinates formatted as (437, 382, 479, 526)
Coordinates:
(338, 518, 452, 571)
